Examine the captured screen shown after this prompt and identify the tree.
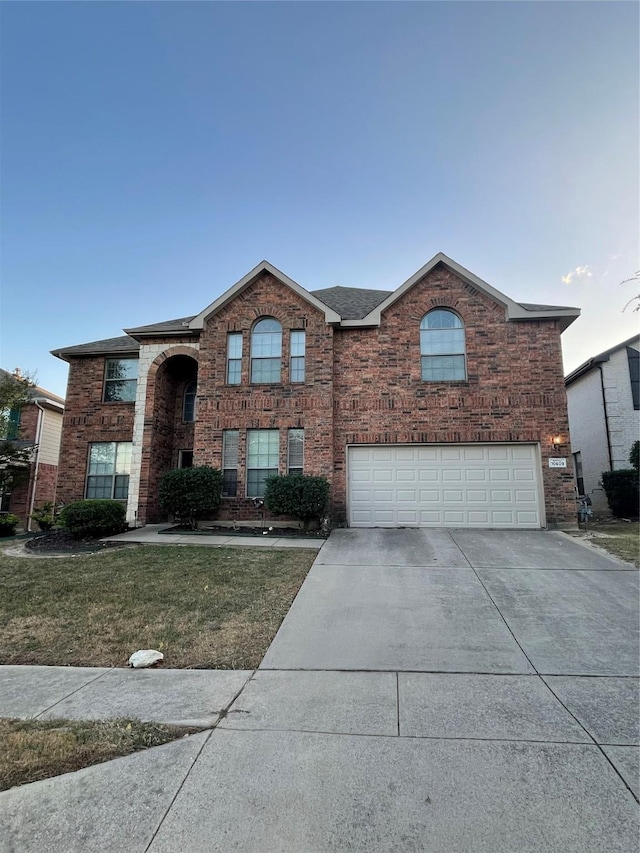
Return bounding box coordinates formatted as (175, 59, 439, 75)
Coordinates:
(0, 370, 36, 497)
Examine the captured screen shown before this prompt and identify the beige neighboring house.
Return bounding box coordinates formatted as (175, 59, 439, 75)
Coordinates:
(565, 334, 640, 512)
(0, 369, 65, 529)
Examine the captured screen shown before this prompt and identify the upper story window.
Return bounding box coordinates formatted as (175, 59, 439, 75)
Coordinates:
(104, 358, 138, 402)
(6, 408, 21, 440)
(227, 333, 242, 385)
(251, 318, 282, 384)
(183, 381, 197, 422)
(290, 331, 306, 383)
(420, 310, 466, 382)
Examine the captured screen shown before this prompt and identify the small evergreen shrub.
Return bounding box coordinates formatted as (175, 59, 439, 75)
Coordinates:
(30, 501, 56, 532)
(601, 469, 640, 518)
(629, 440, 639, 472)
(264, 474, 330, 530)
(59, 500, 127, 539)
(0, 513, 20, 537)
(158, 466, 223, 529)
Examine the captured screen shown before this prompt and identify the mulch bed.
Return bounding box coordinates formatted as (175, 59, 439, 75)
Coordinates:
(161, 524, 327, 539)
(25, 531, 126, 555)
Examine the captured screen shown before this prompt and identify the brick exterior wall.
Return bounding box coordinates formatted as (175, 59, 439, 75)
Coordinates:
(56, 265, 576, 527)
(56, 357, 135, 506)
(194, 272, 334, 524)
(332, 267, 575, 524)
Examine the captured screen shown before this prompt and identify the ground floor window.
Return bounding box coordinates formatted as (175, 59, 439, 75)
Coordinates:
(86, 442, 132, 500)
(288, 429, 304, 474)
(246, 429, 279, 497)
(222, 430, 239, 496)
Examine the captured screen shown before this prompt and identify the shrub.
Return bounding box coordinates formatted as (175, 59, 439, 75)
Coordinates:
(59, 500, 127, 539)
(30, 501, 56, 532)
(158, 466, 223, 530)
(264, 473, 330, 530)
(630, 440, 639, 471)
(0, 513, 20, 537)
(601, 469, 640, 518)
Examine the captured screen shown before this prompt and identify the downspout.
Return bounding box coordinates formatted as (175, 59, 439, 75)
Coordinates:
(597, 364, 613, 471)
(27, 401, 45, 531)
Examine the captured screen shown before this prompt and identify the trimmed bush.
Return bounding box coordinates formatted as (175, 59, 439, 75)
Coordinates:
(59, 500, 127, 539)
(264, 473, 330, 530)
(158, 466, 223, 530)
(630, 440, 639, 472)
(0, 513, 20, 537)
(601, 469, 640, 519)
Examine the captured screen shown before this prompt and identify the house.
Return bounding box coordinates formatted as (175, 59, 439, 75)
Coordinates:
(565, 334, 640, 512)
(52, 253, 580, 529)
(0, 369, 65, 529)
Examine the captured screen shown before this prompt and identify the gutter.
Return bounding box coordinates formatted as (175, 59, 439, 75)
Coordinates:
(27, 401, 45, 532)
(597, 364, 613, 472)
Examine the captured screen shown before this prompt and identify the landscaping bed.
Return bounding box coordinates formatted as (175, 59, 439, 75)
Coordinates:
(0, 717, 202, 791)
(25, 530, 127, 554)
(0, 545, 315, 668)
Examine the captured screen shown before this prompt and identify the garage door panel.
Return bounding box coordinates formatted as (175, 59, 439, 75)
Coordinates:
(348, 444, 542, 529)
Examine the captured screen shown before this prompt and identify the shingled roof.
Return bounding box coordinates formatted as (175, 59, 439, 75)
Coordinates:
(311, 287, 391, 320)
(124, 316, 196, 337)
(51, 335, 140, 361)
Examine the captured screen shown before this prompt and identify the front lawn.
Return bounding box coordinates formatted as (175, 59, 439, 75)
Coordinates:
(0, 546, 315, 668)
(0, 717, 202, 791)
(569, 521, 640, 567)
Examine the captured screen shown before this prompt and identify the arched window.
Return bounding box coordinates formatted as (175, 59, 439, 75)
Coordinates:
(420, 309, 466, 381)
(183, 380, 197, 422)
(251, 318, 282, 383)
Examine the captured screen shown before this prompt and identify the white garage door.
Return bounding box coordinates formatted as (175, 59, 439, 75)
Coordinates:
(348, 444, 543, 529)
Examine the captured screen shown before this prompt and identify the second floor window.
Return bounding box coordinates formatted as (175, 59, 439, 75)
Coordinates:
(251, 318, 282, 383)
(290, 331, 306, 383)
(104, 358, 138, 402)
(227, 333, 242, 385)
(183, 381, 197, 422)
(420, 310, 466, 382)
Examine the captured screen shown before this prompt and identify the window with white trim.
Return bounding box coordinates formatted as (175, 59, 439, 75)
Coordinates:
(226, 333, 242, 385)
(86, 442, 132, 500)
(183, 381, 197, 422)
(420, 310, 466, 381)
(251, 318, 282, 383)
(104, 358, 138, 402)
(287, 429, 304, 474)
(290, 331, 305, 383)
(247, 429, 279, 497)
(222, 430, 239, 497)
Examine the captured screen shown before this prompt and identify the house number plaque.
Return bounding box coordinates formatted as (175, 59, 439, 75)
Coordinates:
(548, 458, 568, 468)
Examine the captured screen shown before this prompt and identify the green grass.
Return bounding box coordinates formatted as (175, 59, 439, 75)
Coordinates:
(0, 717, 203, 791)
(0, 546, 315, 668)
(569, 521, 639, 567)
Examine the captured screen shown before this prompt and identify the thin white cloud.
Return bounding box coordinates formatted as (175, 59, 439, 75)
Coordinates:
(562, 265, 593, 285)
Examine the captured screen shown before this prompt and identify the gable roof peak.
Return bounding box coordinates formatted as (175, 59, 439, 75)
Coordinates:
(189, 260, 341, 328)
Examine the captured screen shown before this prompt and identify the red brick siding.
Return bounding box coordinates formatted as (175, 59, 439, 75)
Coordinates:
(331, 267, 574, 524)
(193, 272, 334, 522)
(56, 357, 135, 506)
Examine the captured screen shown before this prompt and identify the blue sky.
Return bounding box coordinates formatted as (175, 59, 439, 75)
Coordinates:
(1, 1, 638, 398)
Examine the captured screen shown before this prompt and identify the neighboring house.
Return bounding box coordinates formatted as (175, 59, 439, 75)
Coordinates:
(565, 334, 640, 512)
(52, 253, 580, 530)
(0, 369, 65, 529)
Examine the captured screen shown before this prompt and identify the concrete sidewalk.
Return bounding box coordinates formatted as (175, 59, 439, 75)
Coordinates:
(102, 523, 323, 549)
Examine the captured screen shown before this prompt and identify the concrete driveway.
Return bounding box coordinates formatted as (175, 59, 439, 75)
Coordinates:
(1, 529, 638, 852)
